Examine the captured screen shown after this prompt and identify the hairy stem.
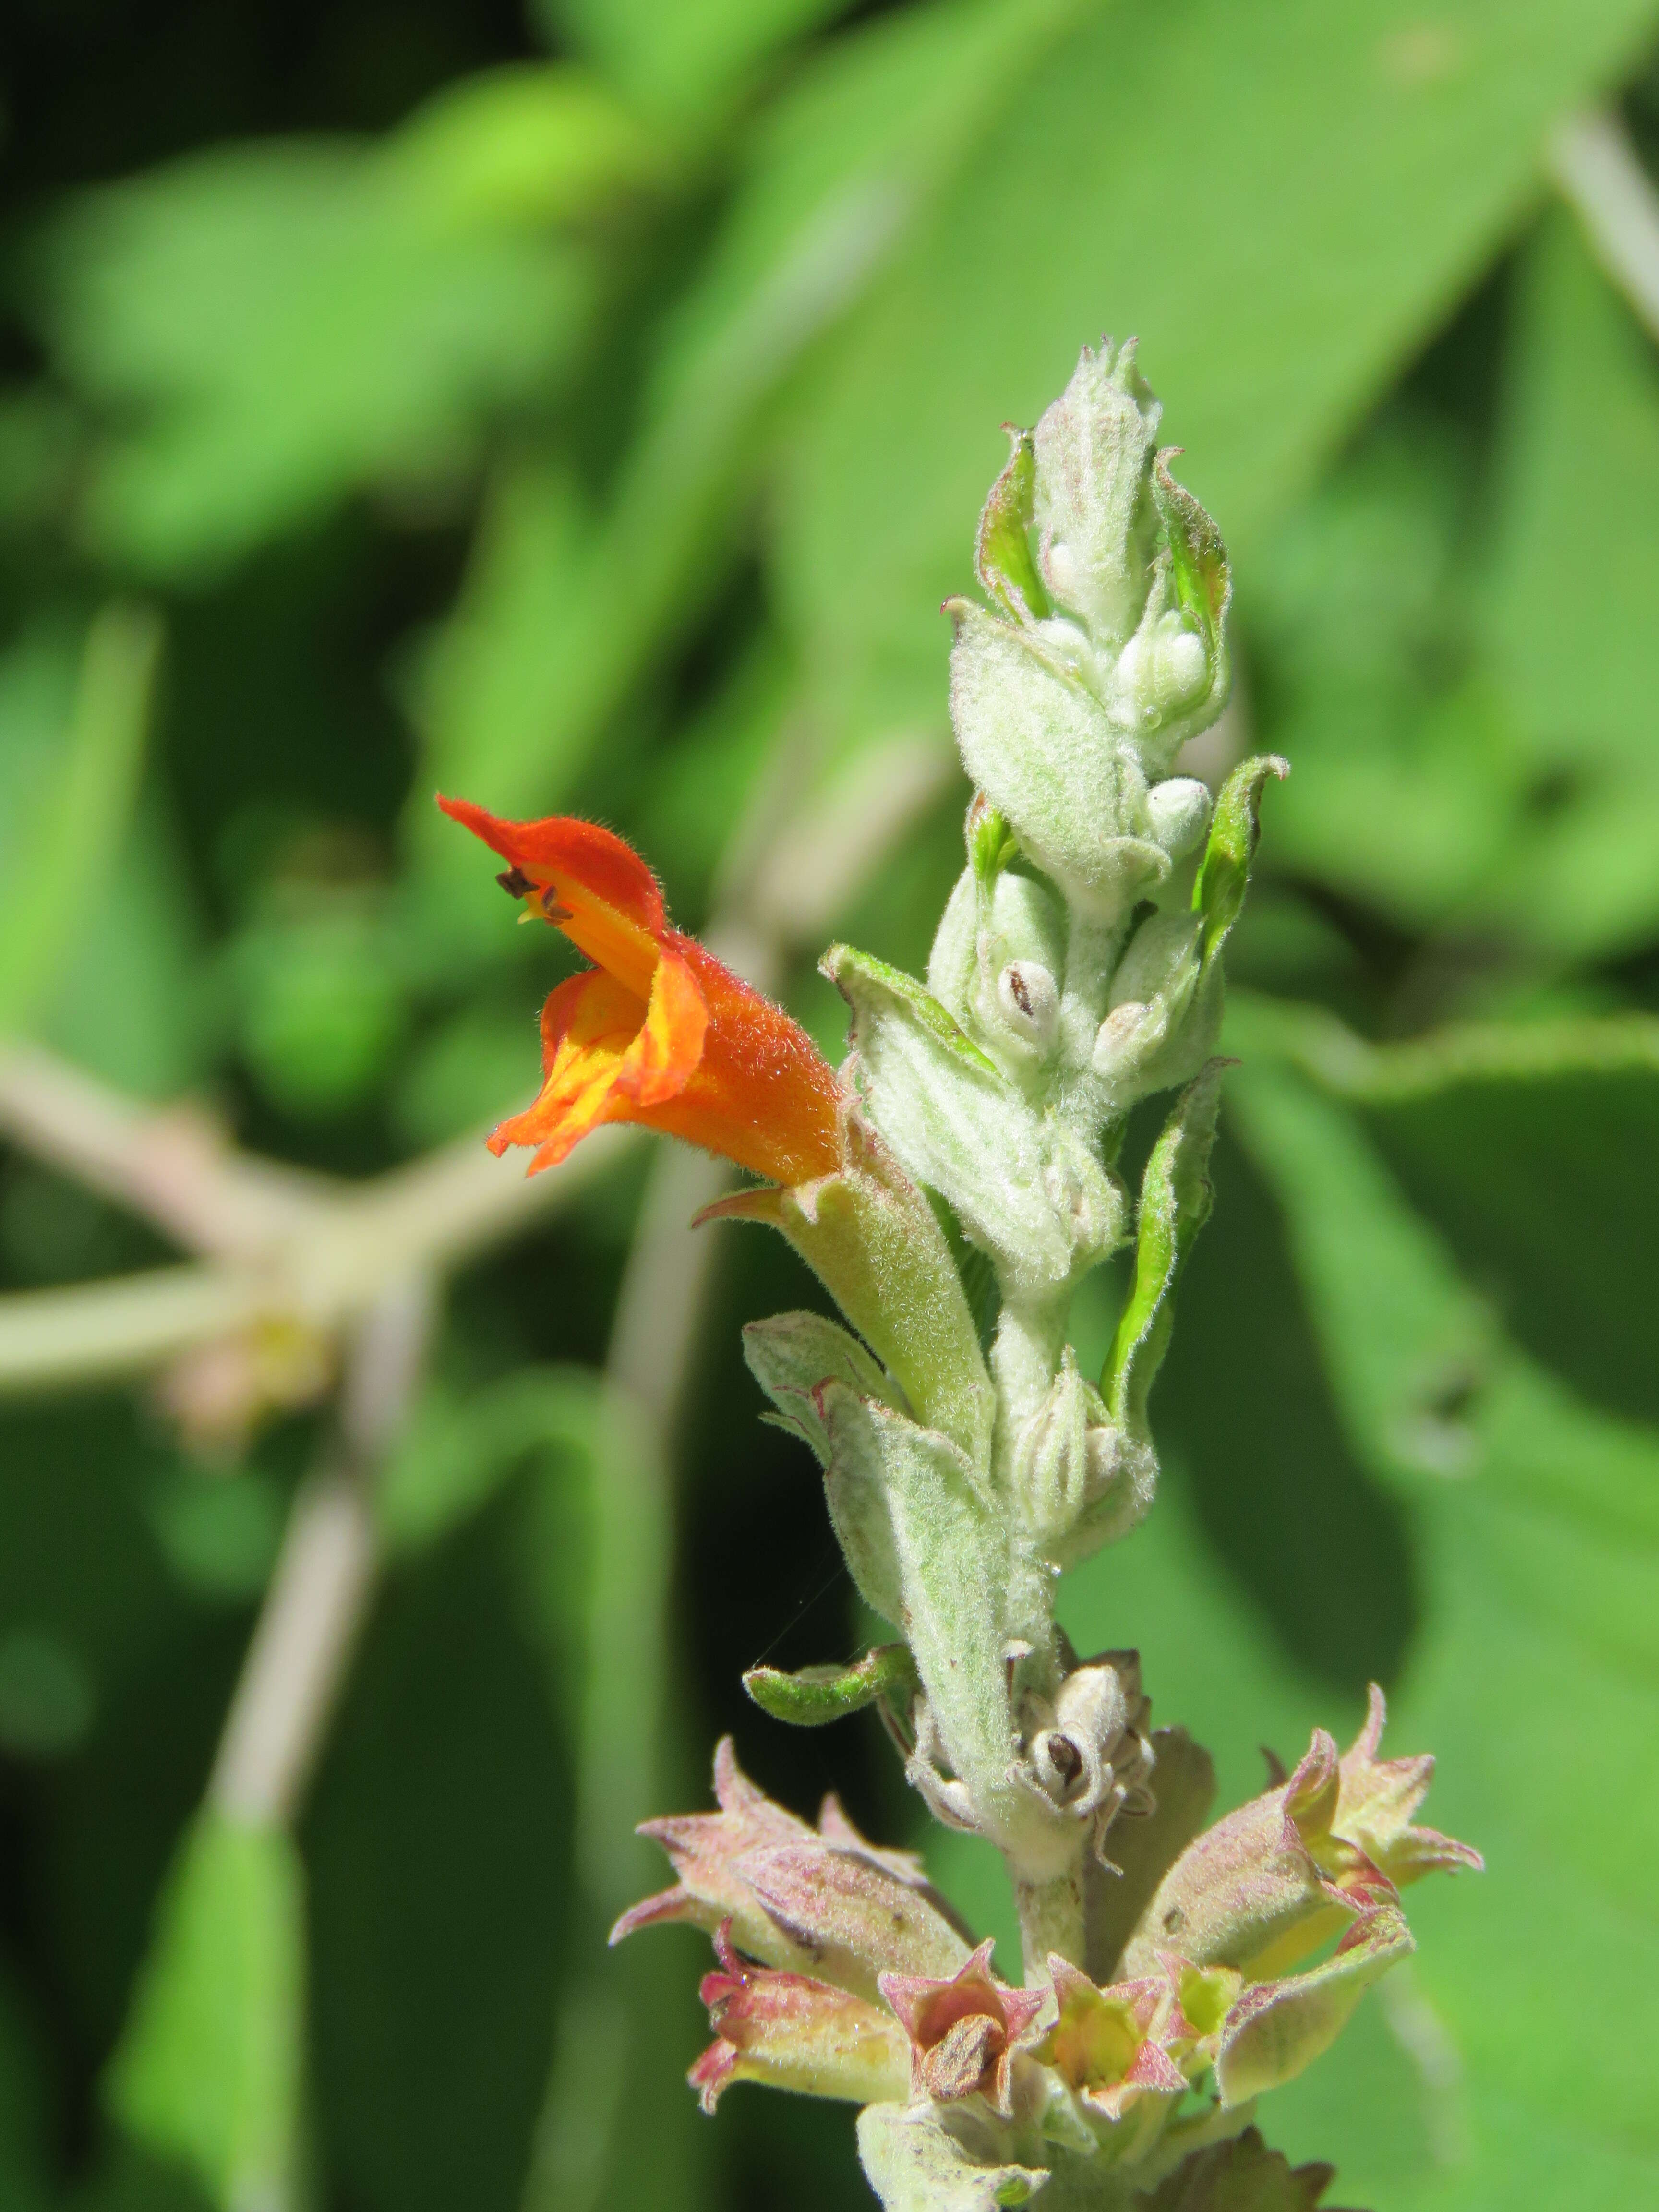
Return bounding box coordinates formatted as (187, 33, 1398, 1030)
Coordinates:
(1014, 1852, 1088, 1984)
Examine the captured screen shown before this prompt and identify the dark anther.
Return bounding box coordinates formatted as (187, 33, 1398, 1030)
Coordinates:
(1047, 1733, 1083, 1785)
(1006, 966, 1034, 1017)
(496, 867, 531, 899)
(541, 888, 573, 922)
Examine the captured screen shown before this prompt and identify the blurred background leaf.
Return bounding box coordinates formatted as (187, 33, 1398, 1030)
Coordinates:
(107, 1813, 305, 2212)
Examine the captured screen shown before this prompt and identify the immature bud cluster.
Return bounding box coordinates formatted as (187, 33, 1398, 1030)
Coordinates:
(947, 341, 1231, 930)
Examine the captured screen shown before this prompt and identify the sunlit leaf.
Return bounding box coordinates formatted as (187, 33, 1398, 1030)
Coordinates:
(1481, 209, 1659, 957)
(1231, 1051, 1659, 2210)
(776, 0, 1659, 747)
(405, 0, 1087, 828)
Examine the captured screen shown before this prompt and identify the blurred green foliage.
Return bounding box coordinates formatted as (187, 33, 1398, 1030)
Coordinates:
(3, 4, 1659, 2211)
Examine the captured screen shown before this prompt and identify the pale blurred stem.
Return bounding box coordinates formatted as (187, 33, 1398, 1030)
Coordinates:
(1226, 991, 1659, 1099)
(210, 1274, 436, 1826)
(1551, 109, 1659, 341)
(0, 1045, 637, 1396)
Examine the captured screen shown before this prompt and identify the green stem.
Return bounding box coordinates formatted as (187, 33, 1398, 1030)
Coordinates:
(990, 1295, 1069, 1477)
(1013, 1850, 1087, 1984)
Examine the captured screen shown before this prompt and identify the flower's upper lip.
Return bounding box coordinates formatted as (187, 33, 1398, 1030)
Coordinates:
(437, 793, 665, 998)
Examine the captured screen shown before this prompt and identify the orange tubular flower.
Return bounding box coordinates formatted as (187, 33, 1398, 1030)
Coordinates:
(439, 797, 843, 1186)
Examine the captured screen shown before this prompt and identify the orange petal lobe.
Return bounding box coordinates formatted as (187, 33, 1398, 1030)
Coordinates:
(488, 969, 651, 1173)
(618, 943, 709, 1110)
(640, 936, 841, 1186)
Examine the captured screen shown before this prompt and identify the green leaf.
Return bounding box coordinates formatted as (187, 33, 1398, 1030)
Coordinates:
(512, 1374, 674, 1924)
(417, 0, 1087, 827)
(825, 941, 999, 1075)
(1481, 207, 1659, 958)
(1226, 1053, 1659, 2208)
(742, 1309, 909, 1455)
(379, 1368, 606, 1558)
(1130, 2127, 1342, 2212)
(1104, 1061, 1224, 1435)
(107, 1812, 305, 2212)
(1226, 1066, 1492, 1481)
(742, 1310, 910, 1622)
(405, 456, 597, 821)
(1153, 447, 1231, 651)
(777, 0, 1659, 747)
(1244, 422, 1528, 934)
(744, 1643, 918, 1727)
(35, 804, 204, 1099)
(826, 939, 1125, 1300)
(385, 63, 666, 227)
(817, 1384, 1011, 1826)
(0, 603, 162, 1037)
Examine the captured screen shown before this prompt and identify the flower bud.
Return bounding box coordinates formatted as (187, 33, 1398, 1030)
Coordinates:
(975, 866, 1067, 1068)
(996, 961, 1059, 1051)
(1013, 1348, 1125, 1545)
(1032, 339, 1162, 648)
(1115, 605, 1210, 726)
(1092, 911, 1214, 1111)
(1107, 912, 1202, 1018)
(1011, 1652, 1155, 1858)
(1145, 776, 1213, 861)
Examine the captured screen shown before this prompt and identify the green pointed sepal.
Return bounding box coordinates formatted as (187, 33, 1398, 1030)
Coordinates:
(1092, 752, 1283, 1114)
(1102, 1060, 1225, 1437)
(1192, 753, 1289, 966)
(744, 1644, 919, 1729)
(1152, 446, 1232, 711)
(976, 426, 1051, 625)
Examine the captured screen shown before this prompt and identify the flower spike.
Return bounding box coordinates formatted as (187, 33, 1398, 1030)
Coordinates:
(439, 796, 842, 1186)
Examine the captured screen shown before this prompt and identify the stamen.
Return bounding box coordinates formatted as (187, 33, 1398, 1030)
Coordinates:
(496, 867, 532, 898)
